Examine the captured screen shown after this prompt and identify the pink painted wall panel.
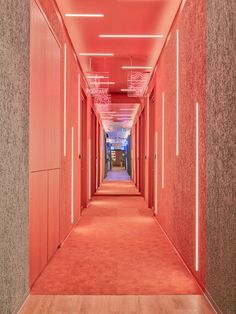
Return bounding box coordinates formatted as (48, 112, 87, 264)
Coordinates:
(48, 169, 60, 260)
(29, 171, 48, 286)
(145, 0, 206, 287)
(29, 0, 88, 287)
(30, 0, 60, 172)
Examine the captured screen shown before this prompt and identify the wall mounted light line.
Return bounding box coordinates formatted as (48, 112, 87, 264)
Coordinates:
(162, 92, 165, 189)
(88, 139, 91, 200)
(155, 131, 158, 214)
(79, 53, 114, 56)
(65, 14, 104, 17)
(196, 102, 199, 272)
(71, 127, 74, 224)
(78, 74, 81, 157)
(64, 44, 67, 157)
(99, 34, 164, 38)
(176, 29, 179, 156)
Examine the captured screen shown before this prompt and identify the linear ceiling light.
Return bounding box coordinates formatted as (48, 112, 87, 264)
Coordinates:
(65, 14, 104, 17)
(120, 89, 135, 92)
(87, 76, 109, 79)
(79, 53, 114, 56)
(120, 109, 136, 111)
(99, 111, 116, 114)
(112, 114, 133, 116)
(90, 82, 115, 85)
(99, 34, 163, 38)
(122, 66, 152, 69)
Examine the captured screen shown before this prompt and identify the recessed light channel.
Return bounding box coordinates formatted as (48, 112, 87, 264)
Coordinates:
(99, 34, 164, 38)
(65, 14, 104, 18)
(79, 53, 114, 56)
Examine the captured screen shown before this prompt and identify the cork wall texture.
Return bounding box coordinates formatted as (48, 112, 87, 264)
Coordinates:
(206, 0, 236, 313)
(0, 0, 30, 313)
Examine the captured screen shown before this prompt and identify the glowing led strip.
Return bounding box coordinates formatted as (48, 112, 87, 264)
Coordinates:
(88, 139, 91, 199)
(162, 92, 165, 189)
(66, 14, 104, 18)
(176, 30, 179, 156)
(71, 127, 74, 224)
(196, 102, 199, 271)
(96, 121, 99, 189)
(78, 74, 81, 156)
(155, 131, 158, 214)
(64, 44, 67, 156)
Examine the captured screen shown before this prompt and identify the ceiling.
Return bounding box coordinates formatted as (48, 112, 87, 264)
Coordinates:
(56, 0, 181, 143)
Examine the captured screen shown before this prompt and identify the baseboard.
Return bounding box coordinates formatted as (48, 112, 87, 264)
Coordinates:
(12, 290, 30, 314)
(204, 288, 223, 314)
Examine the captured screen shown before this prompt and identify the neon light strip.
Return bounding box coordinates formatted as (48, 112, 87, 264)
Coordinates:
(66, 14, 104, 17)
(176, 30, 179, 156)
(162, 92, 165, 189)
(88, 139, 91, 199)
(64, 44, 67, 156)
(87, 76, 109, 79)
(79, 53, 114, 56)
(155, 131, 158, 214)
(196, 102, 199, 271)
(90, 82, 115, 85)
(71, 127, 74, 224)
(78, 74, 81, 156)
(99, 34, 164, 38)
(96, 121, 98, 189)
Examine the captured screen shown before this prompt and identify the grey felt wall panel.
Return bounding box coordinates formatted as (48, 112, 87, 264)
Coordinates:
(0, 0, 30, 313)
(206, 1, 236, 313)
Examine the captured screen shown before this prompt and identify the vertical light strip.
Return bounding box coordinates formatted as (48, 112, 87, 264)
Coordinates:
(100, 129, 103, 183)
(176, 29, 179, 156)
(195, 102, 199, 271)
(147, 94, 150, 158)
(155, 131, 158, 214)
(96, 121, 98, 189)
(71, 127, 74, 224)
(162, 92, 165, 189)
(88, 139, 91, 199)
(78, 74, 81, 156)
(64, 44, 67, 156)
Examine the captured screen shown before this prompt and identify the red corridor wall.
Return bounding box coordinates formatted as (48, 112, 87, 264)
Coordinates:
(134, 0, 206, 288)
(29, 0, 103, 287)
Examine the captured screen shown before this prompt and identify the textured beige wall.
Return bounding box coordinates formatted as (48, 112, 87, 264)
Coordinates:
(0, 1, 30, 313)
(206, 1, 236, 313)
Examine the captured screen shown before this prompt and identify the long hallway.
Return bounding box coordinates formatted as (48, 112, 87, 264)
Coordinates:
(1, 0, 235, 313)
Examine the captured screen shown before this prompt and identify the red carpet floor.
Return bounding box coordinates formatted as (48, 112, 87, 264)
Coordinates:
(95, 181, 141, 196)
(31, 194, 201, 295)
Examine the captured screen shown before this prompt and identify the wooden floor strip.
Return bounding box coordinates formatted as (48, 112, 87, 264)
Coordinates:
(19, 295, 216, 314)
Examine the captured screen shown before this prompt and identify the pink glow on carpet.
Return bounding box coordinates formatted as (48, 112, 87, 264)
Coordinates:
(31, 191, 201, 295)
